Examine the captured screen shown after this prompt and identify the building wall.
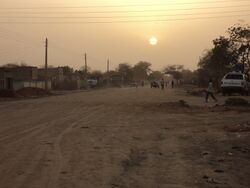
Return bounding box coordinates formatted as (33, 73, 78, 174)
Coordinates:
(38, 67, 64, 81)
(12, 67, 38, 81)
(13, 80, 51, 91)
(0, 79, 4, 89)
(0, 69, 13, 89)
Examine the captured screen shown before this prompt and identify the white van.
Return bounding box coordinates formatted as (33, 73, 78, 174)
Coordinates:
(87, 79, 98, 87)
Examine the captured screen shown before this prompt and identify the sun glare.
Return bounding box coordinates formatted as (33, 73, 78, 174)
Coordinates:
(149, 37, 158, 45)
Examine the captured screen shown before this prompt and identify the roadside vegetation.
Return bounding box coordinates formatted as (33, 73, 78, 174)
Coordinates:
(1, 23, 249, 91)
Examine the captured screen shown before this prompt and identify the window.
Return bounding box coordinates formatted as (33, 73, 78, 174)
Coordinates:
(0, 79, 4, 89)
(225, 74, 243, 80)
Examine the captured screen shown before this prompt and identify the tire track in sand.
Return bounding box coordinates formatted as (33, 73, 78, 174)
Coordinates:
(47, 105, 105, 188)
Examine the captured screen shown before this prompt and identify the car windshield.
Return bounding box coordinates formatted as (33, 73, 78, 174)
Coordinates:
(225, 74, 243, 80)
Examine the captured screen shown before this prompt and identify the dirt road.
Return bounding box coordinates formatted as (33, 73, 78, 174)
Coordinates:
(0, 87, 249, 188)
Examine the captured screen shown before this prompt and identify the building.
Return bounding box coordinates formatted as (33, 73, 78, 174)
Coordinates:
(0, 68, 13, 90)
(38, 67, 64, 82)
(0, 66, 51, 90)
(110, 73, 123, 87)
(38, 67, 64, 89)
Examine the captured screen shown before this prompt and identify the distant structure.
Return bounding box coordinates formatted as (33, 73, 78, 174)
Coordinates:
(0, 66, 51, 90)
(38, 67, 64, 89)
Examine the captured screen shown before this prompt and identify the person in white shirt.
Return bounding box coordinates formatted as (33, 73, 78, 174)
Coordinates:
(206, 79, 218, 103)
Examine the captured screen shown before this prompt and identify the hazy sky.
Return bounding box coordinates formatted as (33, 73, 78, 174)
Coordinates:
(0, 0, 250, 71)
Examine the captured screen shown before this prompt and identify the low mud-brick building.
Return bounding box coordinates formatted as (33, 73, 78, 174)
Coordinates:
(0, 68, 13, 90)
(0, 66, 51, 90)
(38, 67, 64, 89)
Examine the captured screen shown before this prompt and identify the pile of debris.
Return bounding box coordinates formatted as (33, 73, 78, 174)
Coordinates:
(143, 100, 193, 114)
(159, 100, 190, 108)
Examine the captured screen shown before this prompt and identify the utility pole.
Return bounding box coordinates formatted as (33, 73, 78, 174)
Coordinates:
(84, 52, 88, 89)
(45, 38, 48, 91)
(107, 59, 110, 86)
(107, 59, 110, 73)
(84, 53, 87, 75)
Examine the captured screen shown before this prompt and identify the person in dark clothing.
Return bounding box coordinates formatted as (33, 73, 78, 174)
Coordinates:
(206, 79, 218, 103)
(141, 81, 144, 87)
(160, 79, 165, 90)
(171, 80, 174, 88)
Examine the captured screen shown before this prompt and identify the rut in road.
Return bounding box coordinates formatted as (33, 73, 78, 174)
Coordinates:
(0, 106, 88, 188)
(48, 105, 106, 188)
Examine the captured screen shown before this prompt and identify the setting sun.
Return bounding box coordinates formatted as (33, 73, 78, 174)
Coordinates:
(149, 37, 158, 45)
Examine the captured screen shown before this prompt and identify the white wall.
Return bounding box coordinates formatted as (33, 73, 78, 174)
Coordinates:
(13, 81, 51, 91)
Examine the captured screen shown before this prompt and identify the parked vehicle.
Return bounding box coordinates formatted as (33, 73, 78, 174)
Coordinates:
(87, 79, 98, 87)
(150, 81, 160, 88)
(128, 82, 138, 87)
(221, 72, 250, 96)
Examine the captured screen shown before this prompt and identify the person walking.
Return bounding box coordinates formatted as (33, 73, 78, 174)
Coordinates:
(171, 80, 174, 89)
(160, 79, 165, 90)
(206, 79, 218, 103)
(141, 81, 144, 87)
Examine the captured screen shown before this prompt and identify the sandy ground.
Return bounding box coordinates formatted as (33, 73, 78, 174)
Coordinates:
(0, 87, 250, 188)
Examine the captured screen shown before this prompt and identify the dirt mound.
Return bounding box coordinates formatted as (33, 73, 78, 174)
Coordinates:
(159, 100, 190, 108)
(187, 89, 206, 97)
(143, 100, 250, 114)
(142, 100, 194, 114)
(225, 122, 250, 133)
(210, 103, 250, 113)
(16, 87, 51, 97)
(224, 98, 249, 107)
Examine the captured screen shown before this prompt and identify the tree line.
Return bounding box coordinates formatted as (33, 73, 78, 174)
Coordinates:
(110, 23, 250, 87)
(197, 23, 250, 87)
(2, 23, 249, 88)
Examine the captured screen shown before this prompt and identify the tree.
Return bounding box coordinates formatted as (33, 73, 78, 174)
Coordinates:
(148, 71, 163, 81)
(164, 65, 184, 81)
(61, 66, 74, 76)
(228, 24, 250, 72)
(197, 24, 250, 87)
(133, 61, 151, 81)
(117, 63, 134, 83)
(89, 70, 103, 80)
(198, 37, 234, 87)
(181, 70, 197, 84)
(2, 63, 19, 68)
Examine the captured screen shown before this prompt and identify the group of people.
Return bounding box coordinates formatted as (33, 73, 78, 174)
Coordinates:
(144, 78, 218, 103)
(150, 79, 175, 90)
(160, 79, 175, 90)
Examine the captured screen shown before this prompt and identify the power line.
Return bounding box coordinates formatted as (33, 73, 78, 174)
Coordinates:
(0, 9, 249, 19)
(1, 4, 250, 14)
(0, 13, 249, 24)
(0, 0, 249, 9)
